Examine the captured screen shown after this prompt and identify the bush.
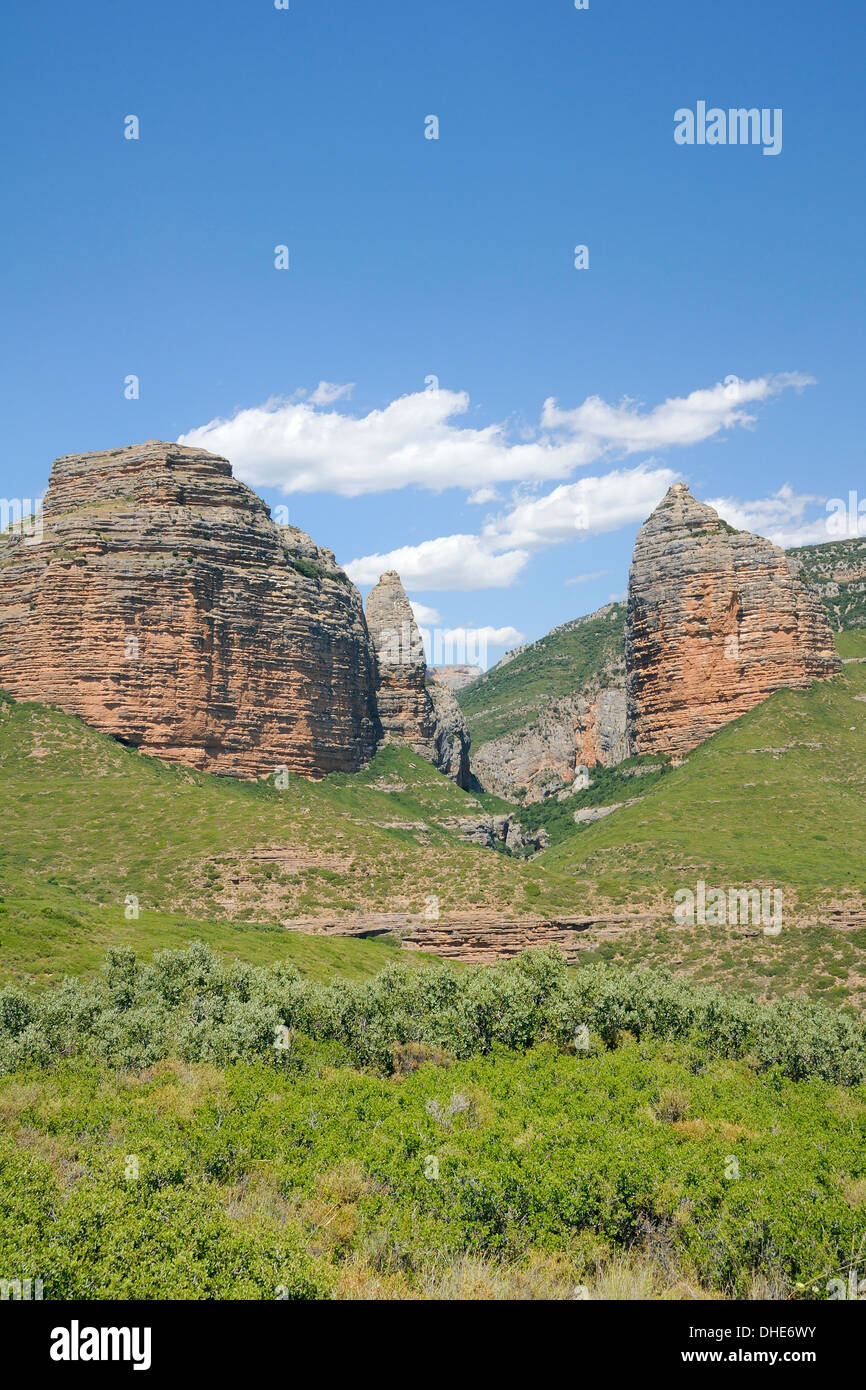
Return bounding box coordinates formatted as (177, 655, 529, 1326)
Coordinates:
(1, 943, 864, 1087)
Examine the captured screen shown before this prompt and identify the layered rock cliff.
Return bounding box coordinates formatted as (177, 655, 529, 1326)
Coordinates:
(626, 483, 841, 758)
(0, 441, 381, 778)
(365, 570, 471, 787)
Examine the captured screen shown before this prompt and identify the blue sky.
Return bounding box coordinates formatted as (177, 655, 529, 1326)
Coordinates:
(1, 0, 864, 664)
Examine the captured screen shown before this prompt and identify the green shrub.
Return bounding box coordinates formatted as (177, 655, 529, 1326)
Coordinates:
(2, 943, 864, 1087)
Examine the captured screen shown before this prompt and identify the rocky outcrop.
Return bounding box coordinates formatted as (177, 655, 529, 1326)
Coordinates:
(441, 812, 549, 854)
(788, 537, 866, 631)
(459, 605, 628, 804)
(428, 678, 472, 786)
(626, 483, 841, 759)
(289, 909, 659, 964)
(471, 683, 627, 803)
(365, 570, 471, 787)
(574, 797, 642, 825)
(428, 665, 483, 692)
(0, 441, 381, 778)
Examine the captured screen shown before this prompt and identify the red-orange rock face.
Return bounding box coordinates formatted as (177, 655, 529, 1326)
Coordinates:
(365, 570, 471, 787)
(626, 483, 841, 758)
(0, 441, 381, 777)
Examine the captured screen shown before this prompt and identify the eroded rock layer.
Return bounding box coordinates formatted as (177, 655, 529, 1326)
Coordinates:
(0, 441, 381, 777)
(626, 483, 841, 758)
(365, 570, 471, 787)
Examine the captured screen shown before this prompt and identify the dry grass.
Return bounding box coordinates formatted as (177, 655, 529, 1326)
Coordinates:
(654, 1086, 691, 1123)
(224, 1168, 295, 1225)
(420, 1251, 581, 1301)
(334, 1249, 725, 1301)
(842, 1177, 866, 1207)
(136, 1061, 226, 1119)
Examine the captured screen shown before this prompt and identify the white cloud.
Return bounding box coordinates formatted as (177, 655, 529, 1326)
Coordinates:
(344, 465, 677, 590)
(707, 484, 831, 547)
(408, 600, 442, 627)
(309, 381, 355, 406)
(467, 485, 501, 504)
(421, 624, 526, 671)
(440, 624, 525, 648)
(178, 373, 812, 498)
(565, 569, 611, 586)
(344, 534, 529, 590)
(180, 389, 589, 497)
(482, 464, 680, 550)
(541, 372, 814, 454)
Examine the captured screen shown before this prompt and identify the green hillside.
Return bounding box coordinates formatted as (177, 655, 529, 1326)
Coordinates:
(457, 603, 625, 748)
(0, 885, 441, 991)
(536, 631, 866, 1004)
(0, 689, 580, 986)
(2, 633, 865, 1003)
(547, 630, 866, 894)
(790, 536, 866, 630)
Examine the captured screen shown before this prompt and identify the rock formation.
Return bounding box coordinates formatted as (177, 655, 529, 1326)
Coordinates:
(429, 678, 473, 785)
(0, 441, 381, 778)
(440, 810, 549, 854)
(626, 483, 841, 758)
(470, 683, 628, 803)
(428, 665, 483, 692)
(365, 570, 471, 787)
(291, 907, 659, 965)
(466, 607, 628, 803)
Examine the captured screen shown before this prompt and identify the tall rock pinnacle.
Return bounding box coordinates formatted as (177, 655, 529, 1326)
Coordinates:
(365, 570, 471, 787)
(626, 482, 841, 758)
(0, 441, 381, 778)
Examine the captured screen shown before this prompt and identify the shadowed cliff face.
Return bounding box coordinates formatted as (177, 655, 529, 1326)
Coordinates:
(365, 570, 471, 788)
(626, 483, 841, 759)
(0, 441, 381, 778)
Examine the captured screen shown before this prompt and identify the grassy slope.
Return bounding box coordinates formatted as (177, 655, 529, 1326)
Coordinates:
(547, 631, 866, 897)
(0, 691, 579, 985)
(457, 603, 626, 749)
(2, 634, 865, 1001)
(517, 755, 672, 848)
(538, 633, 866, 1005)
(0, 885, 438, 990)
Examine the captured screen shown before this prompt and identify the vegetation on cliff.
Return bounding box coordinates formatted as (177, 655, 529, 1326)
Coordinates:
(457, 604, 626, 750)
(790, 536, 866, 631)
